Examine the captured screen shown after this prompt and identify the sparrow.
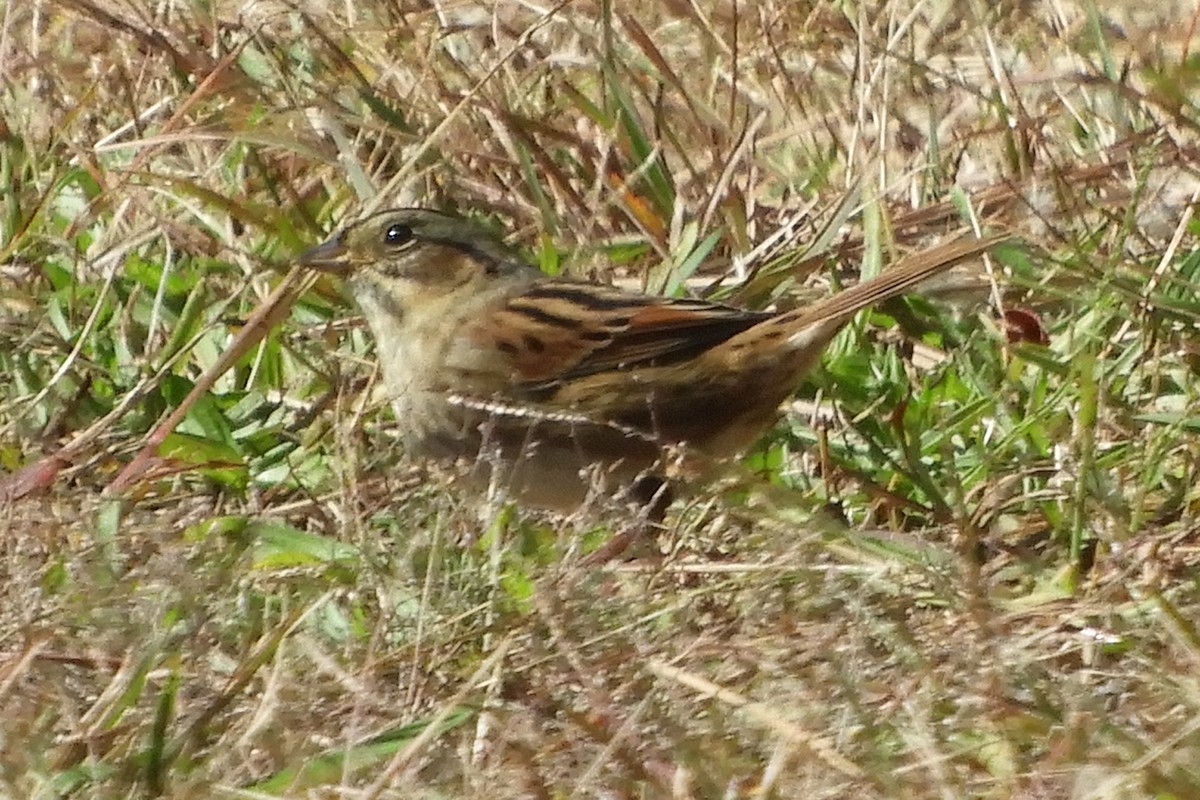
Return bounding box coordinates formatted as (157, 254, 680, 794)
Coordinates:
(301, 208, 1001, 512)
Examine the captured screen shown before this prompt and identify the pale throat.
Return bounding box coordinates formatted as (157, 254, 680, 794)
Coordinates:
(348, 274, 475, 411)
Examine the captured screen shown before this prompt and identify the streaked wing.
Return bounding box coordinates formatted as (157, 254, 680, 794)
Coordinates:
(466, 280, 771, 385)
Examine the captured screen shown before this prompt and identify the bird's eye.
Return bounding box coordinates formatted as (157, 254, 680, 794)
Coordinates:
(383, 223, 413, 247)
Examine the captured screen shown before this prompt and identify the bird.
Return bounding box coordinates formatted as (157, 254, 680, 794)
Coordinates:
(300, 208, 1001, 513)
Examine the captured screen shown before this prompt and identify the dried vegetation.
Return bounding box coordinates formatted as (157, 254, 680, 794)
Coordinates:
(2, 0, 1200, 797)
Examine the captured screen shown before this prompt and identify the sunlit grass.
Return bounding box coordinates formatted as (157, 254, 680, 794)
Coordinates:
(2, 1, 1200, 797)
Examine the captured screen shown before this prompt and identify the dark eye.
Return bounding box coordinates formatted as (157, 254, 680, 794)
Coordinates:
(383, 223, 413, 246)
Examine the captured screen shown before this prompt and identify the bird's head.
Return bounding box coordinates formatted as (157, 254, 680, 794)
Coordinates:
(300, 208, 533, 314)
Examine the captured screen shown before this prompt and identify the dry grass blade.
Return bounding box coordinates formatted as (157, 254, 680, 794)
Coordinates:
(4, 1, 1200, 798)
(648, 659, 865, 780)
(363, 638, 512, 799)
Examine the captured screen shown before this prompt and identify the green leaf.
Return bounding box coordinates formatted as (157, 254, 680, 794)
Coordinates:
(247, 519, 360, 569)
(246, 709, 474, 794)
(158, 431, 248, 489)
(1134, 412, 1200, 432)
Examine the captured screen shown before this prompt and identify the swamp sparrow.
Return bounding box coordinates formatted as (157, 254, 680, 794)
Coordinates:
(302, 209, 1001, 512)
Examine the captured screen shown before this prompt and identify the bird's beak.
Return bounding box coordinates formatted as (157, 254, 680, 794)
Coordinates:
(299, 233, 349, 274)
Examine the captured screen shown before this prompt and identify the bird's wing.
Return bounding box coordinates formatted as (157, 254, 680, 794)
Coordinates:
(465, 281, 771, 386)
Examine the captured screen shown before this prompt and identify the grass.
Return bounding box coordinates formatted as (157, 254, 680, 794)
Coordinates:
(3, 0, 1200, 797)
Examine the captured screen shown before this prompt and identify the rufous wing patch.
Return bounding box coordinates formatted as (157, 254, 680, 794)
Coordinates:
(467, 305, 617, 382)
(470, 282, 772, 384)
